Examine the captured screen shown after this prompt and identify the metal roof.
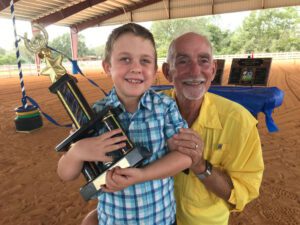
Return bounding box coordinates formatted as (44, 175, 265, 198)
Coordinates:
(1, 0, 299, 32)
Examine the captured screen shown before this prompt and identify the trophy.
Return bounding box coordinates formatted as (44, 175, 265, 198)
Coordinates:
(24, 24, 151, 201)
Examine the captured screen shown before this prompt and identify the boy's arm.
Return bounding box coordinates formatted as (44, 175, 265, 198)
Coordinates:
(103, 147, 192, 192)
(141, 150, 192, 179)
(57, 129, 127, 181)
(140, 128, 203, 180)
(57, 145, 85, 181)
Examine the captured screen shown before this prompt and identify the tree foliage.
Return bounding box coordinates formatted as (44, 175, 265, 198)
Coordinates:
(151, 7, 299, 56)
(0, 47, 6, 55)
(151, 17, 231, 57)
(0, 43, 34, 65)
(205, 23, 232, 55)
(228, 7, 300, 53)
(0, 53, 17, 65)
(91, 44, 106, 59)
(49, 33, 94, 59)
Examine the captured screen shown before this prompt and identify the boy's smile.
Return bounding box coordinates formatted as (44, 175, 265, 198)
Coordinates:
(125, 77, 144, 84)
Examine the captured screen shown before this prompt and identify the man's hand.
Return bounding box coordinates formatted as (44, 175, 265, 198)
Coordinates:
(170, 128, 206, 172)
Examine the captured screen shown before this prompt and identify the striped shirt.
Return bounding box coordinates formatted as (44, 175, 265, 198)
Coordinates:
(93, 87, 187, 225)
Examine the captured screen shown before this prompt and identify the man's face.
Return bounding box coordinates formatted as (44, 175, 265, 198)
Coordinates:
(168, 34, 216, 102)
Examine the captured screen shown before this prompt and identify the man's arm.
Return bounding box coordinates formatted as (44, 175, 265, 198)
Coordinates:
(177, 125, 264, 210)
(172, 128, 234, 202)
(192, 162, 234, 202)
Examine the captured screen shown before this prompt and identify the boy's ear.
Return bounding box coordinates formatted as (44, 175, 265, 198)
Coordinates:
(162, 62, 173, 82)
(102, 60, 111, 76)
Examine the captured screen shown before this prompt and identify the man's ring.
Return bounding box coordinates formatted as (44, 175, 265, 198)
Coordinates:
(195, 144, 198, 149)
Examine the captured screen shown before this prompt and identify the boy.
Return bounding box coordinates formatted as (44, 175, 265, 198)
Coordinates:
(57, 23, 192, 225)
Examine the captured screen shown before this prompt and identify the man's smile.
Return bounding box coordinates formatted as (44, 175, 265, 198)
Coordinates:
(182, 78, 206, 86)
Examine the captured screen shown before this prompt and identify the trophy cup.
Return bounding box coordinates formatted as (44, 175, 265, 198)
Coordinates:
(24, 24, 151, 201)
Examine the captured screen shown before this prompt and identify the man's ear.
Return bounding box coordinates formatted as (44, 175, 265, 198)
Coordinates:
(162, 62, 173, 82)
(211, 59, 217, 81)
(102, 60, 111, 76)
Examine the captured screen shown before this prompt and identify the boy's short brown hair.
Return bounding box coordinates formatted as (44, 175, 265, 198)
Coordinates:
(104, 23, 157, 68)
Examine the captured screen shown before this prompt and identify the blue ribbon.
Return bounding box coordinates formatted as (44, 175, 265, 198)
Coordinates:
(26, 96, 72, 127)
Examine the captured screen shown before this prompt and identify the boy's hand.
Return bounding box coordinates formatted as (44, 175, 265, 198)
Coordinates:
(102, 167, 144, 192)
(170, 128, 205, 168)
(69, 129, 127, 162)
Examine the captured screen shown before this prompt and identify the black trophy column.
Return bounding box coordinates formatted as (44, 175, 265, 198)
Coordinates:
(49, 74, 100, 182)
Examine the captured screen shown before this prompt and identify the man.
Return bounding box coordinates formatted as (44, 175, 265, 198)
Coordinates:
(81, 32, 264, 225)
(162, 32, 264, 225)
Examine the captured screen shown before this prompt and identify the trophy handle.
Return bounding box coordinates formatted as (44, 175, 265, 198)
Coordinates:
(24, 23, 48, 54)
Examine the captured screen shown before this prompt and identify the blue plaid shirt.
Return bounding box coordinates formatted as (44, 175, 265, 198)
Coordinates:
(93, 87, 187, 225)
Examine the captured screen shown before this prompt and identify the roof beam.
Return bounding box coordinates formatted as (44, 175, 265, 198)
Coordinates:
(33, 0, 106, 27)
(0, 0, 20, 11)
(72, 0, 162, 32)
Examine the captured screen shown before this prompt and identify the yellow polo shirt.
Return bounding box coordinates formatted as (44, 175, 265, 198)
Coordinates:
(164, 90, 264, 225)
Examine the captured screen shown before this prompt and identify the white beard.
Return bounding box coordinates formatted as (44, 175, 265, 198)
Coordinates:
(180, 77, 208, 100)
(181, 84, 206, 100)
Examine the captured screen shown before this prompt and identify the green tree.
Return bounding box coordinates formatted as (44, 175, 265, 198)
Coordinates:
(92, 44, 105, 59)
(0, 53, 17, 65)
(228, 7, 300, 53)
(49, 33, 94, 59)
(206, 23, 232, 55)
(150, 17, 232, 57)
(0, 46, 30, 65)
(151, 17, 210, 57)
(0, 47, 6, 55)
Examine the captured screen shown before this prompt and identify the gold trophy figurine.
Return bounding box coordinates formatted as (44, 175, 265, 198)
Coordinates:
(24, 24, 151, 201)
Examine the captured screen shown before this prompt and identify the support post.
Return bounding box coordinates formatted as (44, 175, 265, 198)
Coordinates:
(70, 27, 79, 74)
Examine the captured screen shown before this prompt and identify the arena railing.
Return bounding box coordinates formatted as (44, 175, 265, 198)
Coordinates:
(1, 52, 299, 78)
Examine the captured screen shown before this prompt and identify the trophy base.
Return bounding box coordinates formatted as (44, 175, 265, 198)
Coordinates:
(80, 146, 151, 201)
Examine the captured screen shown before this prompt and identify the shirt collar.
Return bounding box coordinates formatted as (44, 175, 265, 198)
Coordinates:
(106, 87, 153, 112)
(106, 87, 122, 108)
(139, 89, 154, 111)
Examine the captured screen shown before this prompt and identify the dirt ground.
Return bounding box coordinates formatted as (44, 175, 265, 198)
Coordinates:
(0, 59, 299, 225)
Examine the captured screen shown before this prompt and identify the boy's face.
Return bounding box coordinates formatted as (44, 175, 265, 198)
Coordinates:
(103, 33, 157, 104)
